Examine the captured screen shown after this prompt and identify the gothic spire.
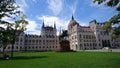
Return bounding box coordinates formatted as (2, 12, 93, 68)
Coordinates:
(54, 21, 56, 29)
(72, 14, 74, 20)
(42, 20, 44, 28)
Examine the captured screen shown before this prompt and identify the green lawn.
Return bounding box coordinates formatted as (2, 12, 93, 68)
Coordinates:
(0, 52, 120, 68)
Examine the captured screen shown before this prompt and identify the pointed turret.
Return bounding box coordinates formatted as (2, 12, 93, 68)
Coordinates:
(72, 14, 74, 20)
(54, 21, 56, 29)
(42, 20, 45, 28)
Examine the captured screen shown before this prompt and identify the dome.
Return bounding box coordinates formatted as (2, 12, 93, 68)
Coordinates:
(68, 15, 79, 27)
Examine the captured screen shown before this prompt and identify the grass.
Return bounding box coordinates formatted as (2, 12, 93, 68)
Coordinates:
(0, 51, 120, 68)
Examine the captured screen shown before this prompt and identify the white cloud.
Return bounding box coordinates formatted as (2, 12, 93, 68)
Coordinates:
(79, 21, 89, 26)
(1, 17, 14, 23)
(69, 0, 78, 14)
(47, 0, 63, 15)
(37, 15, 69, 30)
(26, 19, 37, 31)
(16, 0, 29, 13)
(24, 19, 40, 35)
(89, 0, 109, 9)
(25, 30, 40, 35)
(21, 0, 29, 8)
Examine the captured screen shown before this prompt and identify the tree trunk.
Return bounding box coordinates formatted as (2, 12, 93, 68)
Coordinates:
(11, 44, 14, 58)
(11, 30, 16, 58)
(2, 45, 6, 59)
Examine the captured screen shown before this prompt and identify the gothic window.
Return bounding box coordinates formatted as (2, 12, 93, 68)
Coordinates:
(20, 43, 22, 45)
(16, 37, 19, 42)
(84, 44, 86, 46)
(20, 38, 22, 42)
(89, 35, 91, 39)
(32, 40, 35, 43)
(86, 35, 88, 39)
(43, 40, 45, 42)
(39, 40, 41, 42)
(79, 34, 81, 38)
(39, 36, 41, 38)
(29, 40, 31, 42)
(8, 46, 10, 49)
(83, 35, 85, 39)
(16, 46, 18, 49)
(36, 40, 38, 43)
(20, 46, 22, 49)
(25, 40, 27, 43)
(99, 44, 101, 46)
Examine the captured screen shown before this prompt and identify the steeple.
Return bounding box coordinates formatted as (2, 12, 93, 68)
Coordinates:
(54, 21, 56, 29)
(42, 20, 44, 28)
(72, 14, 74, 20)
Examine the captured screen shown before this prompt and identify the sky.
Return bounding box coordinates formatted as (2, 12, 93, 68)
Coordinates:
(3, 0, 118, 35)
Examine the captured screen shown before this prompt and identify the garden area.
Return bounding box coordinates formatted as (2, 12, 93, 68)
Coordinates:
(0, 52, 120, 68)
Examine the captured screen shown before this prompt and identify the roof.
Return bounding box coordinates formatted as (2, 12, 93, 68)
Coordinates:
(68, 16, 79, 27)
(44, 26, 54, 31)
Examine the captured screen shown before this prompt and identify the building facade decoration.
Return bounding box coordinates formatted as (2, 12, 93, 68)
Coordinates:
(68, 15, 120, 51)
(0, 16, 120, 52)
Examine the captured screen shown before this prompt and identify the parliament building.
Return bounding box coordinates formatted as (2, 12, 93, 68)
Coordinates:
(1, 16, 120, 51)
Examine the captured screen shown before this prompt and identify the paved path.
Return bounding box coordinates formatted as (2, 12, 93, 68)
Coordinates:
(79, 49, 120, 52)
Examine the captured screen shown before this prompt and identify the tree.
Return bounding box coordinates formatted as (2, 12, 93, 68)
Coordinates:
(0, 0, 28, 59)
(93, 0, 120, 38)
(10, 17, 28, 58)
(0, 22, 14, 59)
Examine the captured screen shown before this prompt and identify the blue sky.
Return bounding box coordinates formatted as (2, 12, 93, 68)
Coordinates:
(8, 0, 118, 35)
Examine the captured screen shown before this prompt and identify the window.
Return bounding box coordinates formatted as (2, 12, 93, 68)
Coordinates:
(84, 44, 86, 46)
(29, 40, 31, 42)
(79, 34, 81, 38)
(32, 40, 35, 43)
(89, 35, 91, 39)
(36, 40, 38, 43)
(16, 37, 19, 42)
(25, 40, 27, 42)
(16, 46, 18, 49)
(8, 46, 10, 49)
(20, 38, 22, 42)
(86, 35, 88, 39)
(83, 35, 85, 38)
(39, 40, 41, 42)
(99, 44, 101, 46)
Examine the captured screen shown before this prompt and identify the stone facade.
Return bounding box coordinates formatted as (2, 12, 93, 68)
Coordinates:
(68, 16, 120, 51)
(0, 16, 120, 52)
(1, 22, 59, 51)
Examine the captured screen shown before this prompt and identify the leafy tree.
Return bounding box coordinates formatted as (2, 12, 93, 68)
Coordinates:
(0, 22, 14, 58)
(10, 17, 28, 58)
(93, 0, 120, 38)
(0, 0, 28, 59)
